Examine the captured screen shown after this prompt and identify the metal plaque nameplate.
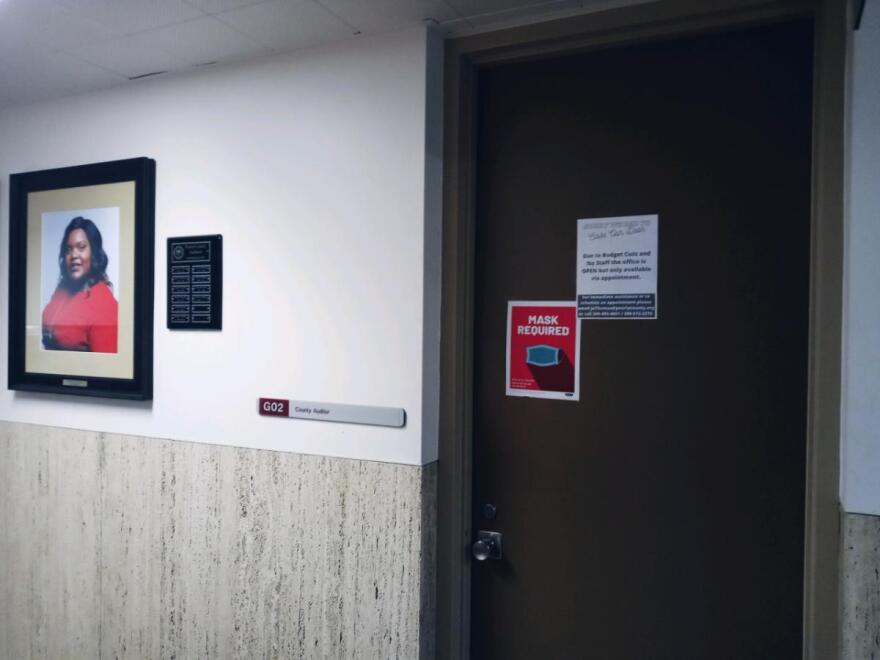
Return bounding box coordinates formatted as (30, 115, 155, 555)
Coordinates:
(167, 234, 222, 330)
(258, 398, 405, 428)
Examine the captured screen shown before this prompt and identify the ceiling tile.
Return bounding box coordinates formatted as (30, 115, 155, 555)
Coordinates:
(66, 33, 187, 78)
(0, 19, 46, 70)
(215, 0, 353, 51)
(443, 0, 539, 17)
(0, 0, 653, 110)
(314, 0, 459, 34)
(436, 16, 475, 34)
(443, 0, 648, 34)
(0, 52, 127, 107)
(0, 0, 123, 52)
(50, 0, 205, 34)
(182, 0, 269, 14)
(132, 16, 270, 66)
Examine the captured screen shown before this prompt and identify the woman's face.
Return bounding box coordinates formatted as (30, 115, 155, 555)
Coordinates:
(65, 228, 92, 280)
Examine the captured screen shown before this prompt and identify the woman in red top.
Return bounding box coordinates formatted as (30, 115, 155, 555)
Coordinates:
(42, 216, 118, 353)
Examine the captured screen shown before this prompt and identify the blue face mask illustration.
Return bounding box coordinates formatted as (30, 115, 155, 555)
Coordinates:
(526, 344, 561, 367)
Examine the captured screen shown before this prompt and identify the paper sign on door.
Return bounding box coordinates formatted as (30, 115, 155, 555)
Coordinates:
(577, 215, 658, 319)
(506, 301, 580, 401)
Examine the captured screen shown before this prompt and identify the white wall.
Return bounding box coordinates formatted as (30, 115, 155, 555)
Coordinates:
(842, 0, 880, 514)
(0, 28, 442, 466)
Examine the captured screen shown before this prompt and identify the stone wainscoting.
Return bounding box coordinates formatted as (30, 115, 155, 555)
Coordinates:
(0, 421, 435, 659)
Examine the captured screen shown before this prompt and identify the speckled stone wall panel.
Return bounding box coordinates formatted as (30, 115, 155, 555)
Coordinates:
(99, 433, 167, 658)
(0, 422, 102, 660)
(0, 421, 436, 660)
(418, 462, 437, 660)
(842, 511, 880, 659)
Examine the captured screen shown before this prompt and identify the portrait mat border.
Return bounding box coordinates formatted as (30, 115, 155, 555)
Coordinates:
(26, 182, 135, 379)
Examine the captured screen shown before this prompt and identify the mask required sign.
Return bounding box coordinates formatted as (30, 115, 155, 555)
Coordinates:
(506, 301, 580, 401)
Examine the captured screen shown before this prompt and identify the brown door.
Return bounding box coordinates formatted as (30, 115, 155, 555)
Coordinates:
(471, 20, 812, 659)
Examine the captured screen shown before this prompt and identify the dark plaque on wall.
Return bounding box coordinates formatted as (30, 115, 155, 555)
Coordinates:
(167, 235, 222, 330)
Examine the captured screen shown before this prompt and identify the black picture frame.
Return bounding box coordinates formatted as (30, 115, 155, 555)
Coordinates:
(7, 157, 155, 400)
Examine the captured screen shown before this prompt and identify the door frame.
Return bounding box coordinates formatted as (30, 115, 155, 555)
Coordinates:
(437, 1, 851, 658)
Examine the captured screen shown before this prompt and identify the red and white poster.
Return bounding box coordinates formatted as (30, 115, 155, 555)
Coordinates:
(506, 301, 580, 401)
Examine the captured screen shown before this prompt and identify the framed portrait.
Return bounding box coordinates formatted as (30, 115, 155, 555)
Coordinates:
(7, 158, 155, 400)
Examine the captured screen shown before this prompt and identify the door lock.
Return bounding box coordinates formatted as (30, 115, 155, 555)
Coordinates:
(472, 530, 503, 561)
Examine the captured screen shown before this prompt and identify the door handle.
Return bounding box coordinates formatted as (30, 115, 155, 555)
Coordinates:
(472, 530, 503, 561)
